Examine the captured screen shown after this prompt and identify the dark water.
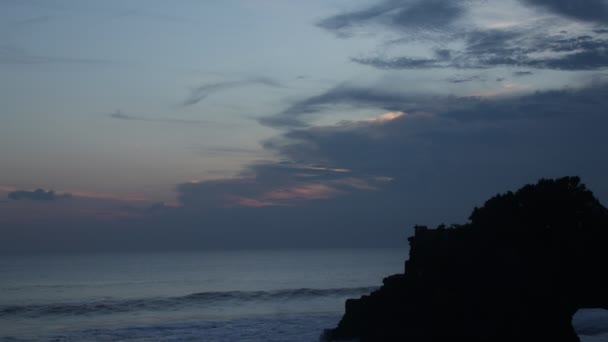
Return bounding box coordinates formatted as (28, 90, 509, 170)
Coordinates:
(1, 248, 606, 341)
(0, 248, 406, 341)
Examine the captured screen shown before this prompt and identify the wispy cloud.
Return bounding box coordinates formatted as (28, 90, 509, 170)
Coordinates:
(317, 0, 469, 37)
(0, 185, 18, 192)
(445, 75, 485, 83)
(0, 44, 111, 66)
(318, 0, 608, 73)
(353, 28, 608, 71)
(69, 190, 148, 202)
(519, 0, 608, 23)
(108, 110, 231, 126)
(513, 70, 534, 77)
(182, 78, 282, 107)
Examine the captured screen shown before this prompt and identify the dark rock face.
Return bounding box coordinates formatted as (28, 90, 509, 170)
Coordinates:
(326, 177, 608, 341)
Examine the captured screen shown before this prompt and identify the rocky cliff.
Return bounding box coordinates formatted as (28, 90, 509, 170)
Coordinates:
(326, 177, 608, 341)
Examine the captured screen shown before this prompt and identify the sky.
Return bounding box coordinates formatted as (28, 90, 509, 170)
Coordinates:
(1, 0, 608, 253)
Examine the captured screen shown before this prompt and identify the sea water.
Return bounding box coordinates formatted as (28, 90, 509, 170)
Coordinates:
(0, 248, 405, 341)
(1, 248, 606, 341)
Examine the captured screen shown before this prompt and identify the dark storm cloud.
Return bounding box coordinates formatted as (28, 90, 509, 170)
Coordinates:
(108, 110, 226, 126)
(519, 0, 608, 23)
(317, 0, 467, 36)
(8, 189, 71, 201)
(353, 30, 608, 71)
(182, 78, 282, 107)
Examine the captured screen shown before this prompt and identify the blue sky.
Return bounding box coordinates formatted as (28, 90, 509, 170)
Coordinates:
(0, 1, 378, 197)
(1, 0, 608, 252)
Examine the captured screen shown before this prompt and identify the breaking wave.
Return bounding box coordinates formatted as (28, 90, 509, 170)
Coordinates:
(0, 286, 377, 318)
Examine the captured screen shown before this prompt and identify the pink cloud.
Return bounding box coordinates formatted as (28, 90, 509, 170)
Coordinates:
(362, 111, 406, 123)
(0, 185, 19, 192)
(70, 191, 148, 202)
(223, 176, 388, 208)
(0, 185, 153, 225)
(226, 196, 285, 208)
(176, 162, 394, 209)
(330, 177, 379, 191)
(264, 183, 341, 201)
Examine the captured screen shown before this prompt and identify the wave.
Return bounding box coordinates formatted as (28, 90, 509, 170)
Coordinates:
(0, 286, 377, 318)
(0, 313, 343, 342)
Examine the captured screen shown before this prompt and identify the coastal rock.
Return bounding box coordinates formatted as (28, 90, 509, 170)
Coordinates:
(326, 177, 608, 341)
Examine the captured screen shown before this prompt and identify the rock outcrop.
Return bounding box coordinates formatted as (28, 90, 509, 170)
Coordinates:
(326, 177, 608, 341)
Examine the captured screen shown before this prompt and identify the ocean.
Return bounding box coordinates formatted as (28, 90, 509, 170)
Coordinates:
(1, 248, 606, 341)
(0, 248, 405, 341)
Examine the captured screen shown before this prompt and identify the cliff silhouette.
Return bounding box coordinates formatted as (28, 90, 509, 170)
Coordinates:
(325, 177, 608, 341)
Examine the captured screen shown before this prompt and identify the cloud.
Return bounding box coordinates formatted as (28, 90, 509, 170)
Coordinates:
(262, 78, 577, 128)
(5, 1, 608, 254)
(519, 0, 608, 23)
(260, 83, 608, 217)
(259, 82, 608, 178)
(317, 0, 468, 36)
(108, 110, 227, 126)
(8, 188, 71, 201)
(4, 83, 608, 252)
(353, 30, 608, 71)
(182, 78, 282, 107)
(318, 0, 608, 72)
(0, 44, 110, 66)
(161, 82, 608, 250)
(259, 84, 426, 127)
(352, 56, 445, 69)
(446, 75, 484, 83)
(176, 162, 384, 209)
(513, 70, 534, 76)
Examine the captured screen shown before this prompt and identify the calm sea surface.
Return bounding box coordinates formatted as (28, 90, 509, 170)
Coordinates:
(0, 248, 407, 341)
(1, 248, 606, 341)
